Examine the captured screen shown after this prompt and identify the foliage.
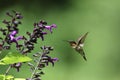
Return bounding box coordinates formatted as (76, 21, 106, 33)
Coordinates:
(0, 52, 32, 65)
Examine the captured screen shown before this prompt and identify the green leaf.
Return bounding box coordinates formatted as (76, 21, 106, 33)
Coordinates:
(0, 52, 32, 65)
(5, 75, 14, 80)
(0, 75, 5, 80)
(14, 78, 26, 80)
(0, 75, 14, 80)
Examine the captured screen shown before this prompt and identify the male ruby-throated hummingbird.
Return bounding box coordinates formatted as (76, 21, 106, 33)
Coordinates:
(66, 32, 88, 61)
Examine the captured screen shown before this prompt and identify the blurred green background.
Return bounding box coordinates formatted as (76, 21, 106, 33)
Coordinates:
(0, 0, 120, 80)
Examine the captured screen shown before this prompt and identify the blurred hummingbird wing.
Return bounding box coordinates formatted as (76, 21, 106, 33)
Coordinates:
(77, 32, 88, 46)
(78, 49, 87, 61)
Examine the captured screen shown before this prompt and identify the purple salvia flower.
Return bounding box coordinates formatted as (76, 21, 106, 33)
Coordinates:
(10, 31, 23, 41)
(9, 31, 23, 47)
(16, 36, 23, 41)
(10, 36, 23, 46)
(10, 30, 17, 36)
(44, 24, 57, 33)
(10, 35, 14, 41)
(52, 58, 58, 62)
(11, 62, 22, 72)
(38, 22, 43, 28)
(49, 57, 58, 66)
(10, 35, 23, 42)
(51, 24, 57, 28)
(16, 14, 23, 19)
(12, 10, 23, 19)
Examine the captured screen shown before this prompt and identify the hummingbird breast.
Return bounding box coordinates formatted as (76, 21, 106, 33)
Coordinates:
(75, 46, 82, 52)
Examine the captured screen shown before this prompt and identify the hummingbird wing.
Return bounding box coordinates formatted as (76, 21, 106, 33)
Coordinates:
(78, 49, 87, 61)
(77, 32, 88, 46)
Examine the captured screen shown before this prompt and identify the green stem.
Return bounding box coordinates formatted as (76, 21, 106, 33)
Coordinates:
(30, 52, 43, 79)
(5, 65, 11, 75)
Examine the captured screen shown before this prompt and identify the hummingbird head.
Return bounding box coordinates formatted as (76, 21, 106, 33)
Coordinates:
(66, 40, 77, 48)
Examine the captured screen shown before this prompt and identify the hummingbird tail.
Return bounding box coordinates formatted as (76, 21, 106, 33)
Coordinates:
(78, 49, 87, 61)
(83, 55, 87, 61)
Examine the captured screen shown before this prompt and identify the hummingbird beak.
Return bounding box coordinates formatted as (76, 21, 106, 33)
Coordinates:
(63, 40, 77, 48)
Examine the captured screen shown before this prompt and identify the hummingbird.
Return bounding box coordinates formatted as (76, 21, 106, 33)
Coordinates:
(66, 32, 88, 61)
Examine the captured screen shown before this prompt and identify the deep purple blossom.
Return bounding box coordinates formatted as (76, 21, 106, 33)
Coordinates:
(10, 30, 17, 36)
(39, 46, 58, 66)
(15, 36, 23, 41)
(9, 31, 23, 41)
(32, 20, 57, 41)
(9, 31, 23, 47)
(15, 12, 23, 19)
(41, 56, 58, 66)
(44, 24, 57, 33)
(52, 58, 59, 62)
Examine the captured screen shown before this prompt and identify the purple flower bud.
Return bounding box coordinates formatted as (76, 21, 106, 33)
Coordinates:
(11, 62, 22, 72)
(16, 14, 23, 19)
(16, 36, 23, 40)
(52, 58, 58, 62)
(42, 32, 47, 35)
(38, 22, 43, 28)
(51, 24, 57, 28)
